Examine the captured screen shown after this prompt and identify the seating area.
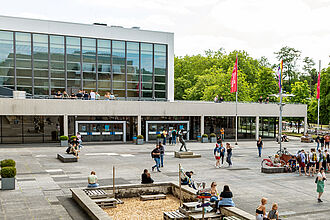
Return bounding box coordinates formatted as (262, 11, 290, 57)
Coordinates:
(140, 194, 166, 201)
(301, 136, 314, 143)
(57, 153, 77, 163)
(174, 151, 201, 158)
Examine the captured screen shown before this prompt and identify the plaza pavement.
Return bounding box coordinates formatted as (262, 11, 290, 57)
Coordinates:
(0, 137, 329, 219)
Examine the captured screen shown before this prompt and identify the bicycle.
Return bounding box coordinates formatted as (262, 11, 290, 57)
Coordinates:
(261, 155, 286, 168)
(276, 147, 290, 155)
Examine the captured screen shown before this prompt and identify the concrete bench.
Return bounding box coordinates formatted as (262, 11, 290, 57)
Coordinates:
(174, 151, 201, 159)
(57, 153, 77, 163)
(140, 194, 166, 201)
(220, 207, 255, 220)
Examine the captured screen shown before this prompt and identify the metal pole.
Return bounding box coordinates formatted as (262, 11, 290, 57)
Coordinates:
(113, 166, 115, 197)
(279, 93, 283, 152)
(317, 60, 321, 134)
(179, 164, 182, 207)
(235, 54, 238, 145)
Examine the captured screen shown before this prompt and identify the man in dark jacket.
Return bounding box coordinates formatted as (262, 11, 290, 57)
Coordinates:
(151, 145, 161, 172)
(141, 169, 154, 184)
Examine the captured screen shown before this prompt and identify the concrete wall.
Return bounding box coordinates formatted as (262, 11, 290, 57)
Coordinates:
(0, 99, 307, 118)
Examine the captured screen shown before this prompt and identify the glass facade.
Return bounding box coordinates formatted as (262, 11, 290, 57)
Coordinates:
(0, 30, 168, 100)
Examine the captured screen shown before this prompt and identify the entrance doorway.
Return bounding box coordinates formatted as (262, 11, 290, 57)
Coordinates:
(75, 121, 126, 142)
(146, 121, 189, 142)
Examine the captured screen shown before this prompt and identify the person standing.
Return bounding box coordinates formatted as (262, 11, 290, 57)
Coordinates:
(95, 92, 100, 100)
(214, 95, 218, 103)
(320, 136, 325, 150)
(219, 143, 226, 167)
(316, 167, 326, 202)
(220, 128, 225, 141)
(317, 149, 324, 171)
(151, 145, 161, 172)
(325, 134, 330, 149)
(168, 129, 172, 145)
(316, 135, 320, 150)
(309, 148, 317, 177)
(298, 149, 307, 176)
(159, 142, 165, 168)
(172, 129, 177, 145)
(265, 97, 270, 104)
(219, 96, 224, 103)
(258, 96, 263, 103)
(226, 143, 233, 167)
(162, 130, 167, 145)
(214, 141, 221, 168)
(257, 137, 263, 157)
(89, 90, 96, 100)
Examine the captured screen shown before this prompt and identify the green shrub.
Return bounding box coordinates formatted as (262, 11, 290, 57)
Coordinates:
(0, 167, 16, 178)
(70, 136, 77, 140)
(60, 136, 69, 141)
(210, 133, 216, 137)
(1, 159, 16, 168)
(137, 135, 144, 139)
(202, 134, 208, 138)
(157, 134, 162, 138)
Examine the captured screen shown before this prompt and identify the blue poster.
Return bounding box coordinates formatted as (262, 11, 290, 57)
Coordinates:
(105, 125, 110, 131)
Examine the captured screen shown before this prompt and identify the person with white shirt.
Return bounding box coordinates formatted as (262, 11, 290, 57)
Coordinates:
(89, 90, 96, 100)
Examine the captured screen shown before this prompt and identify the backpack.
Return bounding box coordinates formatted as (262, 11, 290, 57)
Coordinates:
(312, 153, 317, 162)
(315, 177, 318, 184)
(151, 150, 154, 158)
(296, 154, 302, 163)
(215, 148, 220, 157)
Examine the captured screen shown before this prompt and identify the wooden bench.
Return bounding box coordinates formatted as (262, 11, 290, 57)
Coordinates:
(301, 137, 313, 143)
(163, 210, 188, 220)
(140, 194, 166, 201)
(93, 198, 117, 208)
(83, 188, 114, 199)
(189, 212, 222, 219)
(223, 216, 241, 220)
(174, 151, 201, 159)
(57, 153, 77, 163)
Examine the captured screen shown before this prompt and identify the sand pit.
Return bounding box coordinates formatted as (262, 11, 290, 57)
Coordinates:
(104, 195, 180, 220)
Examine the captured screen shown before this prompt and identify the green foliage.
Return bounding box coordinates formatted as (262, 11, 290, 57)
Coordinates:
(202, 134, 208, 138)
(137, 135, 144, 139)
(60, 136, 69, 140)
(70, 136, 77, 140)
(0, 159, 16, 168)
(0, 167, 16, 178)
(210, 133, 216, 137)
(319, 68, 330, 124)
(286, 81, 310, 104)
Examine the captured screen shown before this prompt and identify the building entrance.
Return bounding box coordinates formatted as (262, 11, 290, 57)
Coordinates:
(146, 121, 189, 142)
(75, 121, 126, 142)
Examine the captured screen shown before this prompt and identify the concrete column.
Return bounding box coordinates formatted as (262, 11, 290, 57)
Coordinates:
(304, 116, 308, 135)
(201, 115, 204, 135)
(255, 116, 259, 140)
(138, 115, 142, 136)
(64, 114, 68, 137)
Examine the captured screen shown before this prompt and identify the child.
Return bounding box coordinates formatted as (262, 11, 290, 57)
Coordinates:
(268, 203, 279, 220)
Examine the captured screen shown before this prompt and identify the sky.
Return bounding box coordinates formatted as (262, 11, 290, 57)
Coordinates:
(1, 0, 330, 69)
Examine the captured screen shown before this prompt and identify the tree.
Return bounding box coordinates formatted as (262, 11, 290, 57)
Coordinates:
(319, 67, 330, 125)
(274, 46, 301, 92)
(301, 57, 317, 96)
(254, 66, 278, 101)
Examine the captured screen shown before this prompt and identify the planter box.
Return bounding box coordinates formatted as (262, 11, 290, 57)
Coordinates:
(210, 137, 217, 143)
(60, 140, 68, 147)
(136, 139, 144, 145)
(1, 178, 15, 190)
(201, 137, 209, 143)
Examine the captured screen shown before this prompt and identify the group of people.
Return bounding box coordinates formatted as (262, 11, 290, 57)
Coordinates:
(65, 133, 83, 158)
(214, 95, 224, 103)
(160, 129, 178, 145)
(256, 198, 280, 220)
(214, 139, 233, 168)
(54, 90, 116, 100)
(316, 134, 330, 150)
(258, 96, 270, 104)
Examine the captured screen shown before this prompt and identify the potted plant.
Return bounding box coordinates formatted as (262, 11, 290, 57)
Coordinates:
(210, 133, 217, 143)
(136, 135, 144, 145)
(1, 159, 16, 190)
(60, 136, 69, 147)
(70, 136, 77, 140)
(202, 134, 209, 143)
(156, 134, 162, 144)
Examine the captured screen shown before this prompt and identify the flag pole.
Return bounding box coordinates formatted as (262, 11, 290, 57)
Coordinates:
(317, 60, 321, 134)
(235, 54, 238, 145)
(279, 88, 283, 152)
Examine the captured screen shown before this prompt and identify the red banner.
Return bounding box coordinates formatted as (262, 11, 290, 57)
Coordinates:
(230, 57, 238, 93)
(316, 72, 321, 99)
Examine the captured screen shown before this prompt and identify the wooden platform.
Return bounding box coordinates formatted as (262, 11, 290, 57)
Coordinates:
(163, 210, 188, 220)
(189, 212, 222, 219)
(174, 151, 201, 159)
(223, 216, 241, 220)
(57, 154, 77, 163)
(93, 198, 117, 208)
(140, 194, 166, 201)
(83, 188, 114, 199)
(301, 137, 313, 143)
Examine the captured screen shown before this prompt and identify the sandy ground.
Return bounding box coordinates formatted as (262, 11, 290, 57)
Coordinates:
(104, 195, 180, 220)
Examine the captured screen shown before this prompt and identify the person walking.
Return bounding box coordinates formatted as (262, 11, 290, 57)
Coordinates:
(151, 145, 161, 172)
(159, 142, 165, 168)
(316, 167, 326, 202)
(219, 143, 226, 167)
(214, 141, 221, 168)
(226, 143, 233, 167)
(297, 149, 307, 176)
(309, 148, 317, 177)
(179, 130, 187, 151)
(257, 137, 263, 157)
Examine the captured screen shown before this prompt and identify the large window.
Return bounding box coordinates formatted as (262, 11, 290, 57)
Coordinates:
(0, 31, 14, 93)
(154, 44, 166, 99)
(82, 38, 96, 91)
(66, 36, 81, 89)
(141, 43, 153, 98)
(112, 40, 125, 97)
(126, 42, 139, 99)
(50, 35, 65, 95)
(33, 34, 49, 96)
(97, 39, 111, 96)
(16, 32, 32, 95)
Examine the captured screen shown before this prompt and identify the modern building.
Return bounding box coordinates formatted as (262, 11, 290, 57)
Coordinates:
(0, 15, 308, 144)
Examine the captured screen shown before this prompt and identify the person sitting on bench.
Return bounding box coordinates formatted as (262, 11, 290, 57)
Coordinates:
(87, 171, 99, 187)
(218, 185, 235, 209)
(181, 170, 196, 190)
(141, 169, 154, 184)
